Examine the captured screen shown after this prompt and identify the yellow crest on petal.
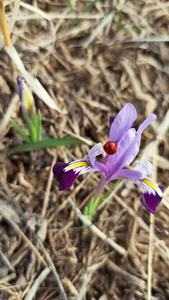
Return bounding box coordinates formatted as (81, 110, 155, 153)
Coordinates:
(65, 161, 91, 171)
(141, 179, 162, 196)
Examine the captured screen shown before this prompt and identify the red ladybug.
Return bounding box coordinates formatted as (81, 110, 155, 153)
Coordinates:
(103, 141, 118, 155)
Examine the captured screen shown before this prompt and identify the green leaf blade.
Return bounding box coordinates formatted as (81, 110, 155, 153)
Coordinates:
(8, 137, 81, 155)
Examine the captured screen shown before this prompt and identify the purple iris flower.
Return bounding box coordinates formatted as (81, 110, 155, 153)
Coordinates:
(53, 103, 163, 214)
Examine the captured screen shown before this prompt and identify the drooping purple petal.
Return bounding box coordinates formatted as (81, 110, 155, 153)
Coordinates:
(53, 159, 94, 191)
(134, 177, 163, 214)
(140, 192, 162, 214)
(137, 114, 156, 135)
(159, 185, 165, 193)
(53, 162, 72, 191)
(109, 103, 137, 142)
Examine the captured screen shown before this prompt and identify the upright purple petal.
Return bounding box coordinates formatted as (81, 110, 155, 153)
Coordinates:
(89, 143, 104, 166)
(137, 114, 156, 135)
(109, 103, 137, 142)
(145, 161, 153, 176)
(136, 161, 147, 179)
(109, 116, 135, 128)
(105, 128, 140, 180)
(88, 143, 108, 174)
(136, 160, 153, 178)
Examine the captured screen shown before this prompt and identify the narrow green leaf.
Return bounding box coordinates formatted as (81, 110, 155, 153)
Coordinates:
(36, 110, 42, 141)
(74, 0, 100, 26)
(82, 0, 100, 14)
(8, 137, 81, 154)
(10, 119, 31, 143)
(67, 0, 76, 13)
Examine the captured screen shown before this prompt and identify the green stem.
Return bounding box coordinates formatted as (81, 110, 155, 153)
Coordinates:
(7, 137, 81, 154)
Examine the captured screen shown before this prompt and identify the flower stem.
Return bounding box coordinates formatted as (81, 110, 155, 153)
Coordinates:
(95, 174, 107, 196)
(0, 0, 11, 46)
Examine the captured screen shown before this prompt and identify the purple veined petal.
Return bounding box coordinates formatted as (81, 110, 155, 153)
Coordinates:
(109, 116, 135, 128)
(105, 128, 141, 180)
(140, 192, 162, 214)
(109, 168, 142, 181)
(109, 103, 137, 142)
(137, 177, 163, 198)
(53, 159, 94, 191)
(135, 177, 163, 214)
(88, 143, 104, 166)
(159, 185, 165, 193)
(137, 114, 156, 135)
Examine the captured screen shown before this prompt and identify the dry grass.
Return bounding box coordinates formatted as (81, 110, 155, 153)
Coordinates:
(0, 0, 169, 299)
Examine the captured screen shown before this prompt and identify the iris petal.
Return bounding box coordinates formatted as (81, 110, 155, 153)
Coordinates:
(136, 161, 147, 179)
(109, 103, 137, 142)
(105, 128, 140, 179)
(53, 160, 94, 191)
(109, 169, 142, 181)
(140, 192, 162, 214)
(89, 143, 104, 166)
(145, 161, 153, 176)
(135, 178, 163, 214)
(137, 114, 156, 135)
